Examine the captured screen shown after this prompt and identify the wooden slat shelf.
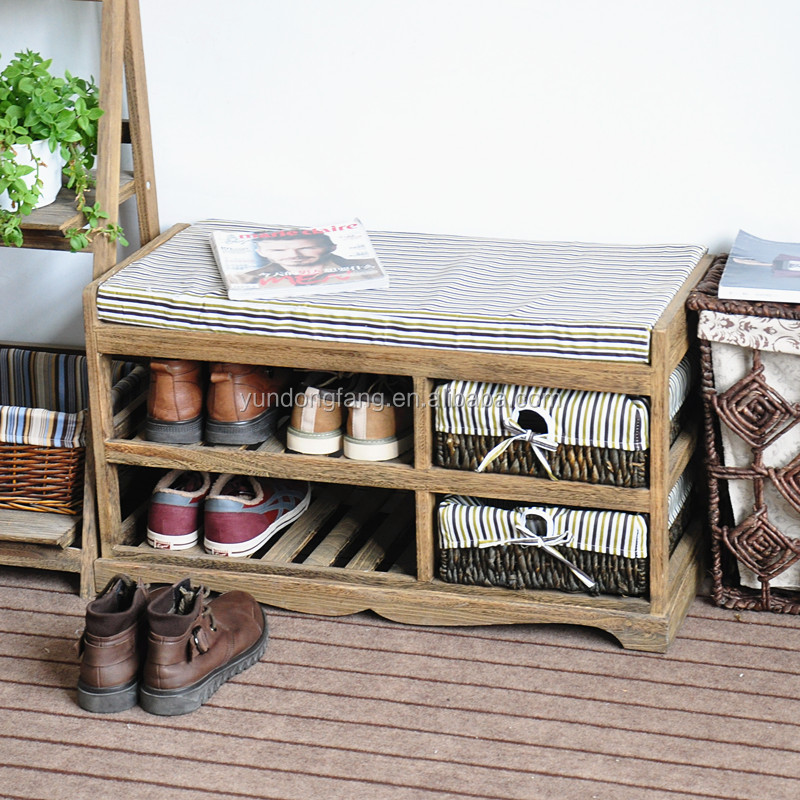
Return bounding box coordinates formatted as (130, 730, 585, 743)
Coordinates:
(16, 171, 135, 233)
(11, 172, 137, 251)
(102, 434, 655, 513)
(0, 538, 84, 570)
(125, 485, 417, 581)
(0, 508, 81, 548)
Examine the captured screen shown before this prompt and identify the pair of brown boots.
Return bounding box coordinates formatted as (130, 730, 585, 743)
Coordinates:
(146, 359, 290, 445)
(76, 575, 268, 716)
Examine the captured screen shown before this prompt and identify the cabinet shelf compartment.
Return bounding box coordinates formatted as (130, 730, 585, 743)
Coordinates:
(109, 480, 417, 583)
(430, 358, 694, 489)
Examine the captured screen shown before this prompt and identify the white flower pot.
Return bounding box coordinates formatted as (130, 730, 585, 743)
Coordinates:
(0, 139, 66, 211)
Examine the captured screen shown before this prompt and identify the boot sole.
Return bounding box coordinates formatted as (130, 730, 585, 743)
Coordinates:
(77, 677, 138, 713)
(205, 407, 279, 445)
(138, 609, 269, 716)
(144, 415, 204, 444)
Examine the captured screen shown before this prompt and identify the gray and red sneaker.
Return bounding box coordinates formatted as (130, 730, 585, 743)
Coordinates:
(203, 474, 311, 557)
(146, 470, 212, 550)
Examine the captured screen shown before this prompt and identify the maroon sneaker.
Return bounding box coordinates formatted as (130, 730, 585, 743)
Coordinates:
(146, 470, 212, 550)
(203, 474, 311, 557)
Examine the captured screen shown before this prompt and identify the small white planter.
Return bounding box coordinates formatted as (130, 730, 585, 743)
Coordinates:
(0, 140, 66, 211)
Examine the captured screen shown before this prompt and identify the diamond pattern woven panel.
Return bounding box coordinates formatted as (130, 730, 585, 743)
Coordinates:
(689, 255, 800, 613)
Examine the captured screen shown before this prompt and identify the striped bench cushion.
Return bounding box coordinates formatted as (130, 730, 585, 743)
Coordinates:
(96, 220, 707, 363)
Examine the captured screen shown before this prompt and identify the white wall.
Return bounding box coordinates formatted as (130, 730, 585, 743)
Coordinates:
(1, 0, 799, 346)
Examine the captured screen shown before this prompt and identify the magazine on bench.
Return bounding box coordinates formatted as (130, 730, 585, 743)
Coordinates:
(718, 230, 800, 302)
(209, 219, 389, 301)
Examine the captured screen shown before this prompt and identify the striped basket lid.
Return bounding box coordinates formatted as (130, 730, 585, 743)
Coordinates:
(437, 495, 650, 559)
(437, 472, 693, 559)
(433, 355, 693, 452)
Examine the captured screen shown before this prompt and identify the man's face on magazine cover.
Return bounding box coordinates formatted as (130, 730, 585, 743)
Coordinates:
(255, 238, 335, 273)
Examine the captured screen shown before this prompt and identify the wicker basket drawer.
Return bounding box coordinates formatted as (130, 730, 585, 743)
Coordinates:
(433, 356, 693, 488)
(437, 472, 693, 597)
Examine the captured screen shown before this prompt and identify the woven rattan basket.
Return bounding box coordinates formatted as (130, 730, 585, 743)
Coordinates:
(0, 442, 85, 514)
(435, 433, 656, 487)
(687, 254, 800, 614)
(0, 349, 144, 515)
(432, 366, 691, 488)
(437, 483, 693, 598)
(440, 539, 650, 596)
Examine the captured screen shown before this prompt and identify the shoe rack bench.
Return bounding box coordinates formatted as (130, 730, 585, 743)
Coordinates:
(84, 229, 711, 652)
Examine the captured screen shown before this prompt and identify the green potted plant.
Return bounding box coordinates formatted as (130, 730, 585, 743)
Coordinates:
(0, 49, 127, 251)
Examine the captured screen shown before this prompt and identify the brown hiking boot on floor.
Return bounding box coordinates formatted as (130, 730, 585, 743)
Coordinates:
(76, 574, 151, 713)
(205, 363, 290, 445)
(144, 359, 204, 443)
(139, 578, 268, 716)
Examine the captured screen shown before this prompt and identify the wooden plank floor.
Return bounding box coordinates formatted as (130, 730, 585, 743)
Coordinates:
(1, 566, 799, 800)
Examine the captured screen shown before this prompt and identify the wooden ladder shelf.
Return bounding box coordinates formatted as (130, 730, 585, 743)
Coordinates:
(0, 0, 159, 597)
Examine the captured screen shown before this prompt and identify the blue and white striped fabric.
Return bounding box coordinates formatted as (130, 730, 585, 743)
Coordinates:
(433, 355, 692, 451)
(96, 220, 707, 363)
(668, 469, 693, 528)
(0, 349, 142, 448)
(0, 349, 89, 448)
(437, 494, 650, 559)
(437, 472, 693, 559)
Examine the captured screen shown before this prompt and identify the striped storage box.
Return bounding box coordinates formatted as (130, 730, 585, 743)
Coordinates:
(437, 472, 694, 597)
(0, 348, 145, 514)
(433, 356, 693, 487)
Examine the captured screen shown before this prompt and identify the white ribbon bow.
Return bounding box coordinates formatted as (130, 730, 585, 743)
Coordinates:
(510, 512, 597, 592)
(476, 411, 558, 479)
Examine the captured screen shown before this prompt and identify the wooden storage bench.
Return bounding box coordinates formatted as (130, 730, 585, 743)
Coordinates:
(83, 221, 712, 651)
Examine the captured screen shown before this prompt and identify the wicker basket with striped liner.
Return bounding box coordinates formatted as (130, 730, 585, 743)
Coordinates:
(0, 348, 145, 514)
(437, 473, 694, 597)
(433, 355, 693, 488)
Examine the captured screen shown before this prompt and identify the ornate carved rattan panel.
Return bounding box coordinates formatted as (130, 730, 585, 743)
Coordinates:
(689, 255, 800, 613)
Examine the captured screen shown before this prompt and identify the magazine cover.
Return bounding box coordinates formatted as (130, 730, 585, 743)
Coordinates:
(718, 230, 800, 302)
(209, 219, 389, 301)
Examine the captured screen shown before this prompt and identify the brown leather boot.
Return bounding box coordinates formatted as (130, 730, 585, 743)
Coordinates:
(205, 363, 290, 445)
(76, 574, 150, 713)
(145, 359, 204, 443)
(139, 578, 268, 716)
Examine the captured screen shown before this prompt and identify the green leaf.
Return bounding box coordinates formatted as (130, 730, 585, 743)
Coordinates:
(0, 48, 119, 249)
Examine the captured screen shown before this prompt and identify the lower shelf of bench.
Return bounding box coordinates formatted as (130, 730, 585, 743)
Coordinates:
(93, 521, 704, 653)
(0, 510, 97, 598)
